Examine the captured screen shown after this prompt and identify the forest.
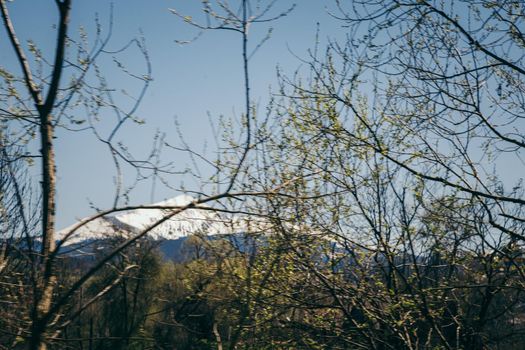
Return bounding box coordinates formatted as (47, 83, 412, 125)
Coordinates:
(1, 0, 525, 349)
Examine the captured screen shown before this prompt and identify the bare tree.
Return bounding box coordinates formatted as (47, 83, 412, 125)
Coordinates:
(0, 1, 295, 349)
(243, 0, 525, 348)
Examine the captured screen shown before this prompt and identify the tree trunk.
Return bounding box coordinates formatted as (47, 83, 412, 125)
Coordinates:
(29, 111, 57, 350)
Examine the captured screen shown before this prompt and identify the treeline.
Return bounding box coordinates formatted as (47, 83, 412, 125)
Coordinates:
(3, 219, 525, 350)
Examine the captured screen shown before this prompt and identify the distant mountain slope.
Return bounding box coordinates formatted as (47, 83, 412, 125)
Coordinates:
(57, 195, 238, 246)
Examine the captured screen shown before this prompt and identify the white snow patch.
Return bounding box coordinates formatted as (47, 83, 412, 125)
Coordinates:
(57, 195, 236, 246)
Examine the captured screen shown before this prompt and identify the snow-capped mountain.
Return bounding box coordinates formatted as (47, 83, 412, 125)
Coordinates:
(57, 195, 240, 246)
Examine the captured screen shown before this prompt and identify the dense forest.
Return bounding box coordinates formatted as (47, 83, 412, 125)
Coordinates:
(1, 0, 525, 349)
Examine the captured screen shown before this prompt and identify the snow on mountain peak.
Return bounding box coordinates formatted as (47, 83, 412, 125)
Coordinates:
(153, 194, 194, 207)
(57, 195, 236, 246)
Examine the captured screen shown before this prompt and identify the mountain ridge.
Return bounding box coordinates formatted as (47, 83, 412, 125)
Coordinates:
(57, 195, 238, 246)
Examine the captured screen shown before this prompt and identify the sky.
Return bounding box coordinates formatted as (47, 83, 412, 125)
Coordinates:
(0, 1, 346, 229)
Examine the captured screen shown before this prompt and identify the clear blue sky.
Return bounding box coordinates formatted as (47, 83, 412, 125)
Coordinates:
(0, 1, 345, 229)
